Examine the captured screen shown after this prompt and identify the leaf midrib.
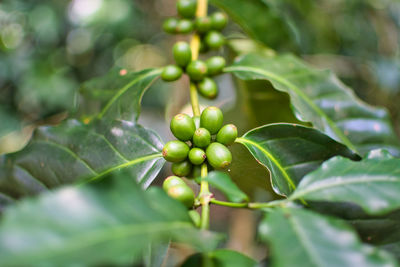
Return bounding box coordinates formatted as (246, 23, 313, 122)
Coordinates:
(236, 137, 296, 191)
(2, 221, 192, 264)
(285, 212, 324, 267)
(98, 68, 162, 119)
(225, 65, 358, 153)
(84, 153, 163, 183)
(291, 175, 400, 200)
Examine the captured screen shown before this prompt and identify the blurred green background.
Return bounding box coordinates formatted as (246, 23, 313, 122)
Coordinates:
(1, 0, 399, 262)
(1, 0, 399, 142)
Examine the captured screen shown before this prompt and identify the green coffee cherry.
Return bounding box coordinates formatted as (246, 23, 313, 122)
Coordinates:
(192, 127, 211, 147)
(198, 77, 218, 99)
(172, 160, 192, 177)
(205, 31, 225, 50)
(177, 19, 194, 34)
(193, 116, 200, 129)
(206, 142, 232, 169)
(163, 176, 186, 191)
(188, 148, 206, 165)
(190, 165, 202, 179)
(206, 56, 226, 76)
(177, 0, 197, 19)
(188, 210, 201, 227)
(195, 17, 212, 33)
(186, 60, 208, 81)
(170, 113, 196, 141)
(216, 124, 238, 146)
(200, 106, 223, 134)
(161, 65, 183, 81)
(163, 18, 178, 34)
(162, 140, 189, 162)
(173, 42, 192, 67)
(211, 12, 228, 30)
(167, 184, 195, 208)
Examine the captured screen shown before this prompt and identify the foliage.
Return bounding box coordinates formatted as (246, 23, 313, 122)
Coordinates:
(0, 0, 399, 266)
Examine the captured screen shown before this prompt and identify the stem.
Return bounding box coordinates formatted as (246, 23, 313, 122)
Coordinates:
(189, 0, 211, 231)
(190, 83, 201, 116)
(210, 199, 289, 209)
(199, 163, 211, 230)
(189, 0, 207, 117)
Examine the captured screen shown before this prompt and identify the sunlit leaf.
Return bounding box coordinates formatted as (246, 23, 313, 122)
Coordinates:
(290, 149, 400, 215)
(259, 207, 397, 267)
(226, 53, 400, 156)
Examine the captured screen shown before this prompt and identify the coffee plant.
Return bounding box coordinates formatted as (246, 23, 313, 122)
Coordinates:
(0, 0, 400, 266)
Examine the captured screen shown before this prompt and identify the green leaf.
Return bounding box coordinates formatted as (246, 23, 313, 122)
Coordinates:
(0, 177, 221, 266)
(226, 53, 400, 156)
(81, 68, 162, 121)
(143, 242, 170, 267)
(182, 249, 257, 267)
(200, 171, 249, 203)
(0, 119, 164, 208)
(259, 207, 397, 267)
(290, 149, 400, 215)
(236, 123, 359, 196)
(210, 0, 294, 50)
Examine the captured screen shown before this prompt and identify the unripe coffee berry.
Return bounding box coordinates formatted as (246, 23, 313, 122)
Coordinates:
(163, 18, 178, 34)
(162, 140, 189, 162)
(173, 42, 192, 67)
(163, 176, 186, 191)
(205, 31, 225, 50)
(186, 60, 208, 81)
(177, 0, 197, 19)
(206, 142, 232, 169)
(161, 65, 183, 81)
(195, 17, 212, 33)
(167, 185, 195, 208)
(216, 124, 238, 146)
(211, 12, 228, 30)
(198, 77, 218, 99)
(171, 160, 192, 177)
(188, 148, 206, 165)
(170, 113, 196, 141)
(190, 165, 202, 179)
(200, 106, 223, 134)
(206, 56, 226, 76)
(192, 127, 211, 147)
(176, 19, 194, 34)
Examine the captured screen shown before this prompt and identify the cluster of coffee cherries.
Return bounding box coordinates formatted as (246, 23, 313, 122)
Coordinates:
(163, 0, 227, 52)
(161, 41, 225, 99)
(162, 106, 237, 208)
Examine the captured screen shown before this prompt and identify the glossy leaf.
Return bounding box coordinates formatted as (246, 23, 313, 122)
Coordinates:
(181, 249, 257, 267)
(81, 68, 162, 121)
(0, 119, 164, 208)
(259, 207, 397, 267)
(200, 171, 249, 203)
(290, 149, 400, 215)
(236, 123, 359, 196)
(0, 177, 221, 266)
(226, 53, 400, 156)
(210, 0, 294, 50)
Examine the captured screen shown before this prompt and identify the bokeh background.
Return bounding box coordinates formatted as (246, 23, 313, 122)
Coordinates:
(1, 0, 400, 263)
